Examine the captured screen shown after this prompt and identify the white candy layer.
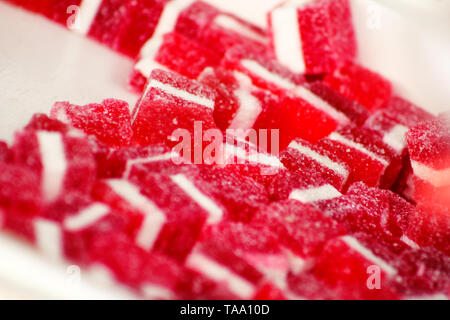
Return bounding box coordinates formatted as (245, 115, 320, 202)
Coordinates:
(34, 219, 63, 261)
(64, 203, 110, 231)
(241, 59, 297, 91)
(228, 72, 262, 131)
(411, 161, 450, 187)
(329, 132, 389, 166)
(123, 152, 180, 178)
(70, 0, 103, 35)
(224, 143, 284, 168)
(107, 179, 166, 251)
(170, 174, 223, 224)
(187, 252, 255, 298)
(400, 235, 420, 249)
(270, 5, 306, 73)
(288, 140, 349, 179)
(289, 185, 342, 203)
(214, 14, 267, 44)
(37, 131, 67, 202)
(342, 236, 397, 276)
(383, 124, 409, 153)
(293, 86, 350, 124)
(147, 79, 214, 109)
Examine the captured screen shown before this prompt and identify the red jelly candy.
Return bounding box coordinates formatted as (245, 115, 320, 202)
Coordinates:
(317, 125, 402, 188)
(12, 130, 96, 203)
(268, 0, 356, 74)
(252, 200, 347, 265)
(313, 234, 400, 299)
(51, 99, 133, 147)
(406, 117, 450, 207)
(280, 137, 350, 192)
(323, 61, 392, 112)
(184, 223, 288, 299)
(131, 69, 217, 149)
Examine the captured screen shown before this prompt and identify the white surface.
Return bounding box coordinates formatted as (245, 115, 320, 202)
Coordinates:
(0, 0, 449, 299)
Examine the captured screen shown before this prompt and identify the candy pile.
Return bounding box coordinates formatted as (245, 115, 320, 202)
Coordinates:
(1, 0, 449, 300)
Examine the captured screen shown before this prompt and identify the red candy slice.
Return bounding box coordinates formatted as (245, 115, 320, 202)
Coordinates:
(323, 61, 392, 112)
(268, 0, 356, 74)
(131, 69, 217, 149)
(12, 130, 96, 203)
(318, 125, 402, 188)
(280, 137, 350, 192)
(51, 99, 133, 147)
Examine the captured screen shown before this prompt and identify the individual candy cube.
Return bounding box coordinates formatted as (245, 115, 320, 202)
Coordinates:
(175, 1, 268, 58)
(268, 169, 343, 205)
(12, 130, 96, 202)
(131, 69, 217, 149)
(280, 137, 350, 192)
(268, 0, 356, 74)
(323, 61, 392, 112)
(251, 200, 347, 266)
(318, 182, 414, 240)
(364, 96, 434, 155)
(216, 135, 286, 188)
(405, 204, 449, 256)
(114, 0, 168, 58)
(406, 117, 450, 207)
(197, 166, 269, 223)
(183, 223, 289, 299)
(222, 47, 347, 143)
(313, 235, 400, 299)
(126, 171, 210, 262)
(51, 99, 133, 148)
(317, 125, 402, 188)
(62, 202, 130, 263)
(131, 32, 221, 92)
(89, 232, 183, 298)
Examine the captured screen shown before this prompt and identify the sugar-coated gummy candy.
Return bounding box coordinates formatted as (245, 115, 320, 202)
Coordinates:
(268, 0, 356, 74)
(131, 69, 217, 149)
(51, 99, 133, 148)
(323, 61, 392, 112)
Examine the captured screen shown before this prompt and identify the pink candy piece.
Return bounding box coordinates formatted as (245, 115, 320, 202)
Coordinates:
(313, 234, 400, 299)
(126, 171, 209, 262)
(280, 137, 350, 192)
(324, 61, 392, 112)
(221, 47, 348, 143)
(197, 166, 269, 223)
(130, 32, 221, 92)
(406, 117, 450, 207)
(318, 125, 402, 188)
(115, 0, 168, 58)
(89, 232, 182, 298)
(12, 130, 97, 203)
(131, 69, 217, 148)
(175, 1, 268, 58)
(405, 204, 450, 256)
(86, 0, 129, 47)
(216, 135, 286, 188)
(252, 200, 347, 261)
(51, 99, 133, 148)
(183, 223, 288, 299)
(268, 0, 356, 74)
